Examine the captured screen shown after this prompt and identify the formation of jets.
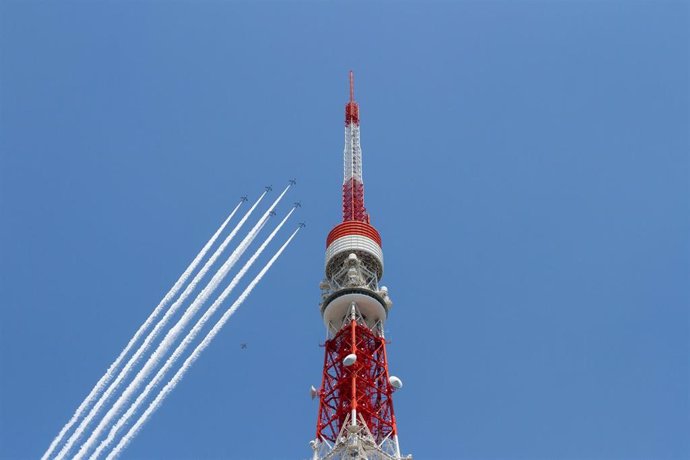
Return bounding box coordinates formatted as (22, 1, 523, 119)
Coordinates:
(239, 180, 304, 226)
(242, 180, 297, 200)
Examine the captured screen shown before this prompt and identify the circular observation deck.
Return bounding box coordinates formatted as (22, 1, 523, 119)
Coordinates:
(321, 288, 388, 331)
(325, 221, 384, 279)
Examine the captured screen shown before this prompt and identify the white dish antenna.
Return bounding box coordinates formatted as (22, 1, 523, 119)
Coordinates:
(343, 353, 357, 367)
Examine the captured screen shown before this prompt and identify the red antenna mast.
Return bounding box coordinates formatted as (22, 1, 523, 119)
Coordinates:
(310, 73, 409, 460)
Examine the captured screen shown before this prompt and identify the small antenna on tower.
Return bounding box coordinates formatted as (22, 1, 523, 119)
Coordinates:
(349, 70, 355, 102)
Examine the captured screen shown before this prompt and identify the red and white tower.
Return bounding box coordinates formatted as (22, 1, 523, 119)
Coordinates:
(311, 73, 411, 460)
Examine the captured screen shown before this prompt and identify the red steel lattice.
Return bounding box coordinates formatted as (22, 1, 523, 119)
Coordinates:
(315, 320, 398, 444)
(342, 178, 369, 224)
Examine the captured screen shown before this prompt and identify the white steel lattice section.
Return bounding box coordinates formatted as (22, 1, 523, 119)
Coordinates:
(343, 124, 363, 184)
(322, 255, 380, 295)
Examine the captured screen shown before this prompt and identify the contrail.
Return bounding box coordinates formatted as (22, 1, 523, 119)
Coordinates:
(90, 209, 296, 459)
(106, 227, 301, 459)
(41, 200, 243, 460)
(55, 192, 266, 460)
(73, 185, 291, 460)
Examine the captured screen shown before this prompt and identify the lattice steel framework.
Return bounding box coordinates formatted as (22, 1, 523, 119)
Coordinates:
(311, 73, 410, 460)
(316, 314, 397, 444)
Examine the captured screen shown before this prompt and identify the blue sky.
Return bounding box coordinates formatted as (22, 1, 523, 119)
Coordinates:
(1, 1, 688, 459)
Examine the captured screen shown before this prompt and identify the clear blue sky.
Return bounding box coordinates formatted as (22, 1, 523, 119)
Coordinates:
(1, 1, 688, 459)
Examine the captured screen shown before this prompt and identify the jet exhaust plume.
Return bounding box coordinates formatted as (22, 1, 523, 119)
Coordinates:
(54, 193, 266, 460)
(41, 200, 243, 460)
(73, 186, 291, 460)
(106, 227, 301, 459)
(91, 209, 296, 459)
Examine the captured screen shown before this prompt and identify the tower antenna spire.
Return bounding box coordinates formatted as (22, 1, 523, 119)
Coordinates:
(342, 71, 367, 223)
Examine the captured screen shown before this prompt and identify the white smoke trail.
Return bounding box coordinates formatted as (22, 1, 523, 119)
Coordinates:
(54, 193, 266, 460)
(106, 227, 301, 459)
(73, 185, 291, 460)
(90, 209, 296, 459)
(41, 200, 243, 460)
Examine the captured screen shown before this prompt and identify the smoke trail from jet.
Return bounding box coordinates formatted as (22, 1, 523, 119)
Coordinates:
(73, 185, 291, 460)
(90, 209, 296, 459)
(105, 227, 301, 460)
(54, 193, 266, 460)
(41, 200, 243, 460)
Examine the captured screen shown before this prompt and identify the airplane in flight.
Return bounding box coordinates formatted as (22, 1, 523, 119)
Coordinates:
(265, 185, 273, 192)
(294, 201, 301, 208)
(269, 210, 276, 217)
(240, 196, 248, 202)
(289, 179, 297, 186)
(299, 222, 306, 228)
(240, 343, 247, 350)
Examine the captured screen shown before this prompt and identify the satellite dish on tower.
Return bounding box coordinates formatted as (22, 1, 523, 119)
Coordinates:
(343, 353, 357, 367)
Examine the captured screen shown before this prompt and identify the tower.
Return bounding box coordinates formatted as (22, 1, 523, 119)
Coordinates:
(310, 72, 411, 460)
